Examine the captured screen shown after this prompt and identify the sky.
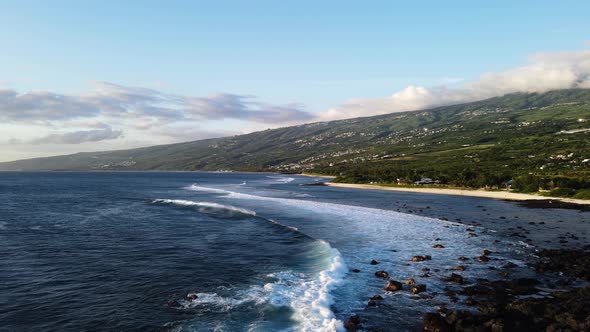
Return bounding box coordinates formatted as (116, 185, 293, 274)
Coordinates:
(1, 0, 590, 162)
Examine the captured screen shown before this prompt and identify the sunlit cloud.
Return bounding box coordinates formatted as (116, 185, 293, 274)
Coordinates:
(0, 82, 313, 125)
(2, 45, 590, 162)
(319, 49, 590, 120)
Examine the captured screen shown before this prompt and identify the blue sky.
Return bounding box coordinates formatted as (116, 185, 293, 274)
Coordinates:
(1, 1, 590, 161)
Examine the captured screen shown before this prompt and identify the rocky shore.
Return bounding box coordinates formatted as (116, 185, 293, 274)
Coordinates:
(512, 199, 590, 212)
(344, 247, 590, 332)
(319, 178, 590, 332)
(338, 207, 589, 332)
(421, 247, 590, 332)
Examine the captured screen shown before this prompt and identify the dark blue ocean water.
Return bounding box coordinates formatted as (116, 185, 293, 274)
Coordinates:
(1, 172, 586, 331)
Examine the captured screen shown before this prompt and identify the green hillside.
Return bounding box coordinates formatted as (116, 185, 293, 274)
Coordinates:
(2, 89, 590, 196)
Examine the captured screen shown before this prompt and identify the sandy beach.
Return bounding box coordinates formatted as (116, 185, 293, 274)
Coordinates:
(325, 182, 590, 205)
(300, 173, 337, 178)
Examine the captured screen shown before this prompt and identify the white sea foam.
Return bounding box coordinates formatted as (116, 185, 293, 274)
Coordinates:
(260, 241, 347, 332)
(270, 219, 299, 232)
(177, 240, 347, 332)
(184, 184, 230, 194)
(184, 183, 535, 330)
(180, 292, 249, 311)
(518, 240, 535, 248)
(152, 199, 257, 216)
(267, 176, 295, 184)
(156, 194, 349, 330)
(186, 184, 462, 227)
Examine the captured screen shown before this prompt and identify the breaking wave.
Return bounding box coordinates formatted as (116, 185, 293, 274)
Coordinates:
(261, 241, 347, 331)
(183, 184, 230, 194)
(185, 184, 463, 227)
(267, 176, 295, 184)
(175, 185, 349, 331)
(176, 241, 347, 332)
(151, 199, 257, 217)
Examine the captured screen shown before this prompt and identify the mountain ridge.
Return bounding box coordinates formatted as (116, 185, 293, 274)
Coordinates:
(2, 89, 590, 190)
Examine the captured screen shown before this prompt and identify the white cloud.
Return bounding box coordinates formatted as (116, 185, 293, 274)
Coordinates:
(24, 126, 123, 145)
(0, 82, 314, 161)
(319, 49, 590, 120)
(0, 89, 102, 122)
(0, 82, 314, 125)
(2, 45, 590, 162)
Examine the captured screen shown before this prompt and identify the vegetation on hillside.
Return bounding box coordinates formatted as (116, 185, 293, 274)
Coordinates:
(1, 89, 590, 197)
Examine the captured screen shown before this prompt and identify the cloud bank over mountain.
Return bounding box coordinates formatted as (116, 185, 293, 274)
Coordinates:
(0, 82, 313, 125)
(0, 82, 314, 160)
(25, 126, 123, 145)
(1, 46, 590, 161)
(319, 49, 590, 120)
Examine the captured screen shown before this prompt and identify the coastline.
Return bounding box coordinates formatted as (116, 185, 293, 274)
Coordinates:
(325, 181, 590, 331)
(300, 172, 337, 179)
(325, 182, 590, 205)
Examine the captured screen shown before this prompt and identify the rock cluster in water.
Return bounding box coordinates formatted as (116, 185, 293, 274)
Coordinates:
(422, 247, 590, 332)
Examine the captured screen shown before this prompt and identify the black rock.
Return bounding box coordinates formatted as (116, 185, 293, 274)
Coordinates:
(384, 280, 403, 292)
(344, 315, 360, 332)
(423, 312, 450, 332)
(445, 273, 464, 284)
(167, 299, 181, 308)
(412, 255, 432, 262)
(477, 255, 490, 263)
(411, 284, 427, 294)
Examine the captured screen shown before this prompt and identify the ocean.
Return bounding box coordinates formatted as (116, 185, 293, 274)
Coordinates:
(1, 171, 580, 331)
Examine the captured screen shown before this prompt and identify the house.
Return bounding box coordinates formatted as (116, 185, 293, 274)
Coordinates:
(415, 178, 434, 185)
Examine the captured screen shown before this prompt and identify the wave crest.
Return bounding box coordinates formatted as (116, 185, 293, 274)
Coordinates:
(184, 184, 231, 194)
(267, 176, 295, 184)
(262, 241, 346, 331)
(151, 199, 256, 217)
(175, 241, 347, 332)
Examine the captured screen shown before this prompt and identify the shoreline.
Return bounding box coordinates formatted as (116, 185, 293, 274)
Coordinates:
(299, 172, 337, 178)
(328, 181, 590, 331)
(325, 182, 590, 205)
